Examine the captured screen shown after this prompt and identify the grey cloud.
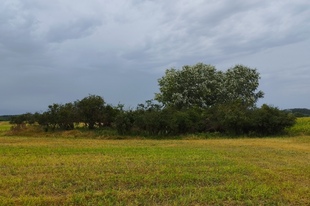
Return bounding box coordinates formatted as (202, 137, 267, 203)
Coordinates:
(46, 18, 102, 43)
(0, 2, 44, 55)
(138, 0, 310, 66)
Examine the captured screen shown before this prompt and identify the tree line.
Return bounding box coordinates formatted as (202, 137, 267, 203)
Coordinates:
(10, 95, 120, 131)
(287, 108, 310, 117)
(0, 115, 13, 121)
(10, 63, 297, 136)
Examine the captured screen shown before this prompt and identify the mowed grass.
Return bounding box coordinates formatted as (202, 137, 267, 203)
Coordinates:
(1, 136, 310, 205)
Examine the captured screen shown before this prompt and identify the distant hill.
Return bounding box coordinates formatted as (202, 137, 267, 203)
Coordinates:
(284, 108, 310, 117)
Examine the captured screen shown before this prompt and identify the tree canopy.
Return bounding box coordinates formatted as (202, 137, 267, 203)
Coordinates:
(154, 63, 264, 109)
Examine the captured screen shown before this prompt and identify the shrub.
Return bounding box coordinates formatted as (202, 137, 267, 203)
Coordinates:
(115, 110, 135, 135)
(249, 104, 296, 135)
(206, 100, 249, 135)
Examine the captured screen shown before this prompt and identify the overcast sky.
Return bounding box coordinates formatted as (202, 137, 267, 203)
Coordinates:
(1, 0, 310, 115)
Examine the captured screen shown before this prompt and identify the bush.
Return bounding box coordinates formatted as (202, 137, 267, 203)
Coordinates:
(115, 110, 135, 135)
(205, 100, 249, 135)
(10, 113, 36, 127)
(133, 101, 163, 135)
(249, 104, 296, 136)
(114, 102, 208, 136)
(204, 102, 296, 136)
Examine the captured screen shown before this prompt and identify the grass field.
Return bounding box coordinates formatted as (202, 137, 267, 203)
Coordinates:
(1, 136, 310, 205)
(1, 120, 310, 205)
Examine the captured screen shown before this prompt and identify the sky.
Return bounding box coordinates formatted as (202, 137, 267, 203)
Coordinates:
(1, 0, 310, 115)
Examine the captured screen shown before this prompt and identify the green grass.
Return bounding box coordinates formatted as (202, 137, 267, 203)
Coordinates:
(1, 136, 310, 205)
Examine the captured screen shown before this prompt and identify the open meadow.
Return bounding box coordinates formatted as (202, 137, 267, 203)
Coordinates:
(1, 120, 310, 205)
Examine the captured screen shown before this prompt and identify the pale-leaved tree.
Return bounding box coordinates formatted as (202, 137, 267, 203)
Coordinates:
(154, 63, 264, 109)
(222, 64, 264, 106)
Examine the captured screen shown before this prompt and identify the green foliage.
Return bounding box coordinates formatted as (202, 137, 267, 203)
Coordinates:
(102, 104, 120, 127)
(46, 104, 61, 129)
(223, 65, 264, 106)
(115, 100, 207, 136)
(133, 100, 164, 135)
(56, 103, 77, 130)
(0, 115, 12, 121)
(249, 105, 296, 136)
(10, 115, 26, 125)
(9, 113, 36, 126)
(205, 102, 296, 136)
(206, 99, 250, 135)
(155, 63, 264, 109)
(293, 112, 306, 117)
(290, 108, 310, 117)
(33, 103, 77, 131)
(285, 117, 310, 135)
(10, 96, 296, 137)
(11, 94, 119, 132)
(115, 110, 135, 135)
(75, 94, 106, 129)
(36, 112, 49, 129)
(166, 106, 206, 135)
(155, 63, 223, 108)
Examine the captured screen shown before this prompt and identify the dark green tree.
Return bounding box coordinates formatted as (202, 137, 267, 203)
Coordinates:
(57, 103, 77, 130)
(75, 94, 105, 129)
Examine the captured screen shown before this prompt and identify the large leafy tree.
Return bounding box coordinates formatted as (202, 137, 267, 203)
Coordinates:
(155, 63, 224, 109)
(222, 65, 264, 106)
(155, 63, 264, 109)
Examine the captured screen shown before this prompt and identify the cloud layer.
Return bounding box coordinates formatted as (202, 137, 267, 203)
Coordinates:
(1, 0, 310, 114)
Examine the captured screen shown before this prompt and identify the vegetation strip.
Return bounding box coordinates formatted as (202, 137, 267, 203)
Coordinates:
(8, 63, 298, 137)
